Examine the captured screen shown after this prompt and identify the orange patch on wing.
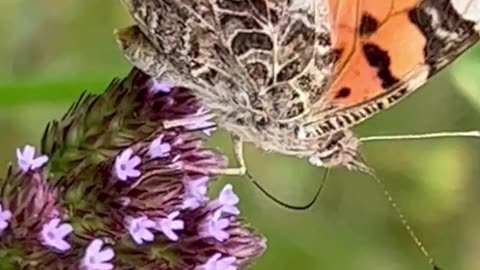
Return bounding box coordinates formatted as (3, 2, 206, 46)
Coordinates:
(324, 0, 427, 107)
(369, 14, 426, 78)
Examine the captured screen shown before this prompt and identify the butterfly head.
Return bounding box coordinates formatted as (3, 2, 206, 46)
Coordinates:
(306, 131, 371, 173)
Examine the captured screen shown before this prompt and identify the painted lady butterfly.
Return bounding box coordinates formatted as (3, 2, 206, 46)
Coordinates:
(115, 0, 480, 175)
(114, 0, 480, 268)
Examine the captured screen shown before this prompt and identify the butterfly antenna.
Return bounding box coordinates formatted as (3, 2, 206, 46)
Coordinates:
(246, 168, 330, 210)
(364, 167, 442, 270)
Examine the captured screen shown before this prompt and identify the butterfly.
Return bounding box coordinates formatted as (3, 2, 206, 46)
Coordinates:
(114, 0, 480, 176)
(113, 1, 480, 268)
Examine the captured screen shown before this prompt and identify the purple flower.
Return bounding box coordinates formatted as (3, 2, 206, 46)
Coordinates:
(183, 177, 209, 210)
(147, 78, 173, 94)
(156, 211, 184, 241)
(185, 108, 217, 136)
(126, 216, 156, 245)
(40, 218, 73, 252)
(195, 253, 237, 270)
(209, 184, 240, 216)
(0, 203, 12, 233)
(81, 238, 115, 270)
(16, 144, 48, 172)
(198, 210, 230, 242)
(148, 135, 171, 158)
(114, 148, 141, 181)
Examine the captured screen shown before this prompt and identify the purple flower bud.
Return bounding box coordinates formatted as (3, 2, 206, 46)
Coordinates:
(1, 170, 61, 237)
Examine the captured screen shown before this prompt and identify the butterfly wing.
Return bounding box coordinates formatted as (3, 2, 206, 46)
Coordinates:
(303, 0, 480, 138)
(123, 0, 339, 120)
(176, 0, 336, 120)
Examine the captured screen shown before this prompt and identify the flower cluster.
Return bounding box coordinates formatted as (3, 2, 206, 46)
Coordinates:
(0, 69, 266, 269)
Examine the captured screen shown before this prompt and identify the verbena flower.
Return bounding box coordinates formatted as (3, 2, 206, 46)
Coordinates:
(148, 135, 172, 158)
(196, 253, 237, 270)
(209, 184, 240, 216)
(81, 238, 115, 270)
(16, 144, 48, 172)
(126, 216, 156, 245)
(156, 211, 184, 241)
(183, 176, 209, 210)
(114, 148, 142, 181)
(147, 78, 173, 94)
(198, 209, 231, 242)
(0, 69, 266, 269)
(40, 218, 74, 252)
(0, 203, 12, 233)
(186, 107, 217, 136)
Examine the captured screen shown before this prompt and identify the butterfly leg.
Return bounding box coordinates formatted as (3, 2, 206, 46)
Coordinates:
(163, 117, 247, 176)
(207, 134, 247, 176)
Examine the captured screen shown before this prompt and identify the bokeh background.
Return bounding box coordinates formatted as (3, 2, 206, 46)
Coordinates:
(1, 1, 480, 269)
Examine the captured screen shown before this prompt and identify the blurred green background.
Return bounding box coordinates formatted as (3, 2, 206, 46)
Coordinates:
(1, 1, 480, 269)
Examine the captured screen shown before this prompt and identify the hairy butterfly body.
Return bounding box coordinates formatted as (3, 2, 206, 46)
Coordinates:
(115, 0, 480, 172)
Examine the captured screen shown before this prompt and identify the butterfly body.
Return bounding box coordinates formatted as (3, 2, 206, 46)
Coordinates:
(116, 0, 480, 171)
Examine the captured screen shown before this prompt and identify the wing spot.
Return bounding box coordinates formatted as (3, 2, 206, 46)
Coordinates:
(359, 13, 379, 36)
(334, 87, 351, 99)
(362, 43, 399, 88)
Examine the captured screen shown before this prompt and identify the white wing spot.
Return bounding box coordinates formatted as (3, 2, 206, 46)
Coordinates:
(451, 0, 480, 22)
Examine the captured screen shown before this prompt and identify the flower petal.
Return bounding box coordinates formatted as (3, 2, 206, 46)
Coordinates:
(120, 148, 134, 161)
(141, 229, 155, 242)
(54, 239, 71, 252)
(97, 247, 115, 262)
(23, 145, 36, 160)
(0, 220, 9, 231)
(57, 223, 73, 236)
(127, 156, 141, 168)
(86, 239, 103, 256)
(0, 209, 12, 220)
(31, 155, 49, 169)
(170, 220, 184, 230)
(219, 185, 239, 205)
(163, 229, 179, 241)
(91, 262, 114, 270)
